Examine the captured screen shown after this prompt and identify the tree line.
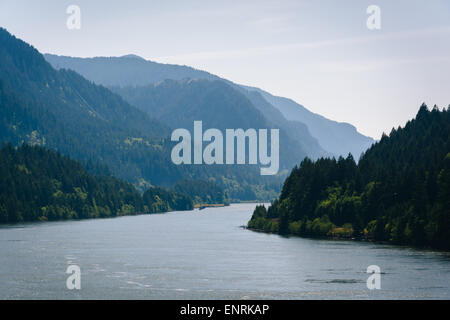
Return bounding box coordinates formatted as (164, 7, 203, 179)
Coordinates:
(0, 143, 193, 223)
(248, 105, 450, 250)
(171, 179, 229, 205)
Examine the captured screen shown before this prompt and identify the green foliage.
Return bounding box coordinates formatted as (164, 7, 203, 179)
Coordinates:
(0, 144, 193, 223)
(249, 105, 450, 249)
(247, 204, 279, 233)
(0, 143, 141, 222)
(171, 179, 228, 205)
(111, 79, 315, 171)
(143, 186, 193, 213)
(0, 27, 282, 201)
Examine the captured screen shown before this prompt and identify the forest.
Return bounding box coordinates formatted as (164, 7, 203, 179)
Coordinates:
(172, 179, 229, 205)
(0, 143, 193, 223)
(248, 105, 450, 250)
(0, 27, 282, 201)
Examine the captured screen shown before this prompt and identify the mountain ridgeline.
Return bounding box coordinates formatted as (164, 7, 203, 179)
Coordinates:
(110, 79, 314, 171)
(0, 27, 447, 250)
(0, 27, 172, 185)
(248, 105, 450, 250)
(44, 53, 374, 160)
(240, 86, 375, 160)
(0, 144, 193, 223)
(0, 27, 279, 201)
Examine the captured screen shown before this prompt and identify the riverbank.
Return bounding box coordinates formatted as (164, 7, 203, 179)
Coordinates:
(2, 203, 450, 299)
(245, 226, 450, 252)
(194, 203, 227, 209)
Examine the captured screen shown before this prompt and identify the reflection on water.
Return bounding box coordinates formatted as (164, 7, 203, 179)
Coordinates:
(0, 203, 449, 299)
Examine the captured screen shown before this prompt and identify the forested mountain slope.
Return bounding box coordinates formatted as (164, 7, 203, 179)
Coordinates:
(0, 144, 192, 223)
(0, 27, 175, 186)
(0, 28, 280, 200)
(44, 53, 217, 87)
(249, 105, 450, 250)
(45, 54, 372, 159)
(111, 79, 316, 170)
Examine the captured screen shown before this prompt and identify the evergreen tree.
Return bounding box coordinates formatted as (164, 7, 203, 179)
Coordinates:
(248, 105, 450, 250)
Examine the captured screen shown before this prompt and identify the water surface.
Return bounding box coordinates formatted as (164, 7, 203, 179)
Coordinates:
(1, 203, 449, 299)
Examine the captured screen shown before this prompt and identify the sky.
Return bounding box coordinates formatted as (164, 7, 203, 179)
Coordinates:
(1, 0, 449, 139)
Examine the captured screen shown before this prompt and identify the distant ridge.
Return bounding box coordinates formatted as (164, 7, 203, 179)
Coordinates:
(240, 85, 375, 159)
(45, 53, 374, 159)
(0, 28, 285, 200)
(248, 105, 450, 250)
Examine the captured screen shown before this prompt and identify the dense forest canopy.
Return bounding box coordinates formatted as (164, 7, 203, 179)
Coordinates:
(0, 27, 282, 201)
(249, 105, 450, 250)
(0, 144, 193, 223)
(172, 179, 229, 205)
(111, 79, 320, 169)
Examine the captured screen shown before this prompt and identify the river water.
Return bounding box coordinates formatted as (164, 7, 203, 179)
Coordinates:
(0, 203, 449, 299)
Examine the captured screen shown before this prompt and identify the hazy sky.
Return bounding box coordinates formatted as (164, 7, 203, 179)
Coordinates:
(1, 0, 449, 139)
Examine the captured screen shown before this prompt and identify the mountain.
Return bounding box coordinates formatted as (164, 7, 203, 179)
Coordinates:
(112, 79, 269, 132)
(0, 27, 176, 185)
(46, 54, 329, 168)
(0, 28, 280, 201)
(44, 53, 217, 87)
(110, 78, 320, 170)
(45, 53, 373, 158)
(0, 143, 192, 223)
(248, 105, 450, 250)
(234, 86, 329, 159)
(242, 86, 375, 159)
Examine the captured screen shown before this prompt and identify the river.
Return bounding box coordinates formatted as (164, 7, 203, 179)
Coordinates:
(0, 203, 449, 299)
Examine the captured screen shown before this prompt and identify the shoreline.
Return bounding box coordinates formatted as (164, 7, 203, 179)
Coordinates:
(0, 202, 261, 226)
(245, 226, 450, 253)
